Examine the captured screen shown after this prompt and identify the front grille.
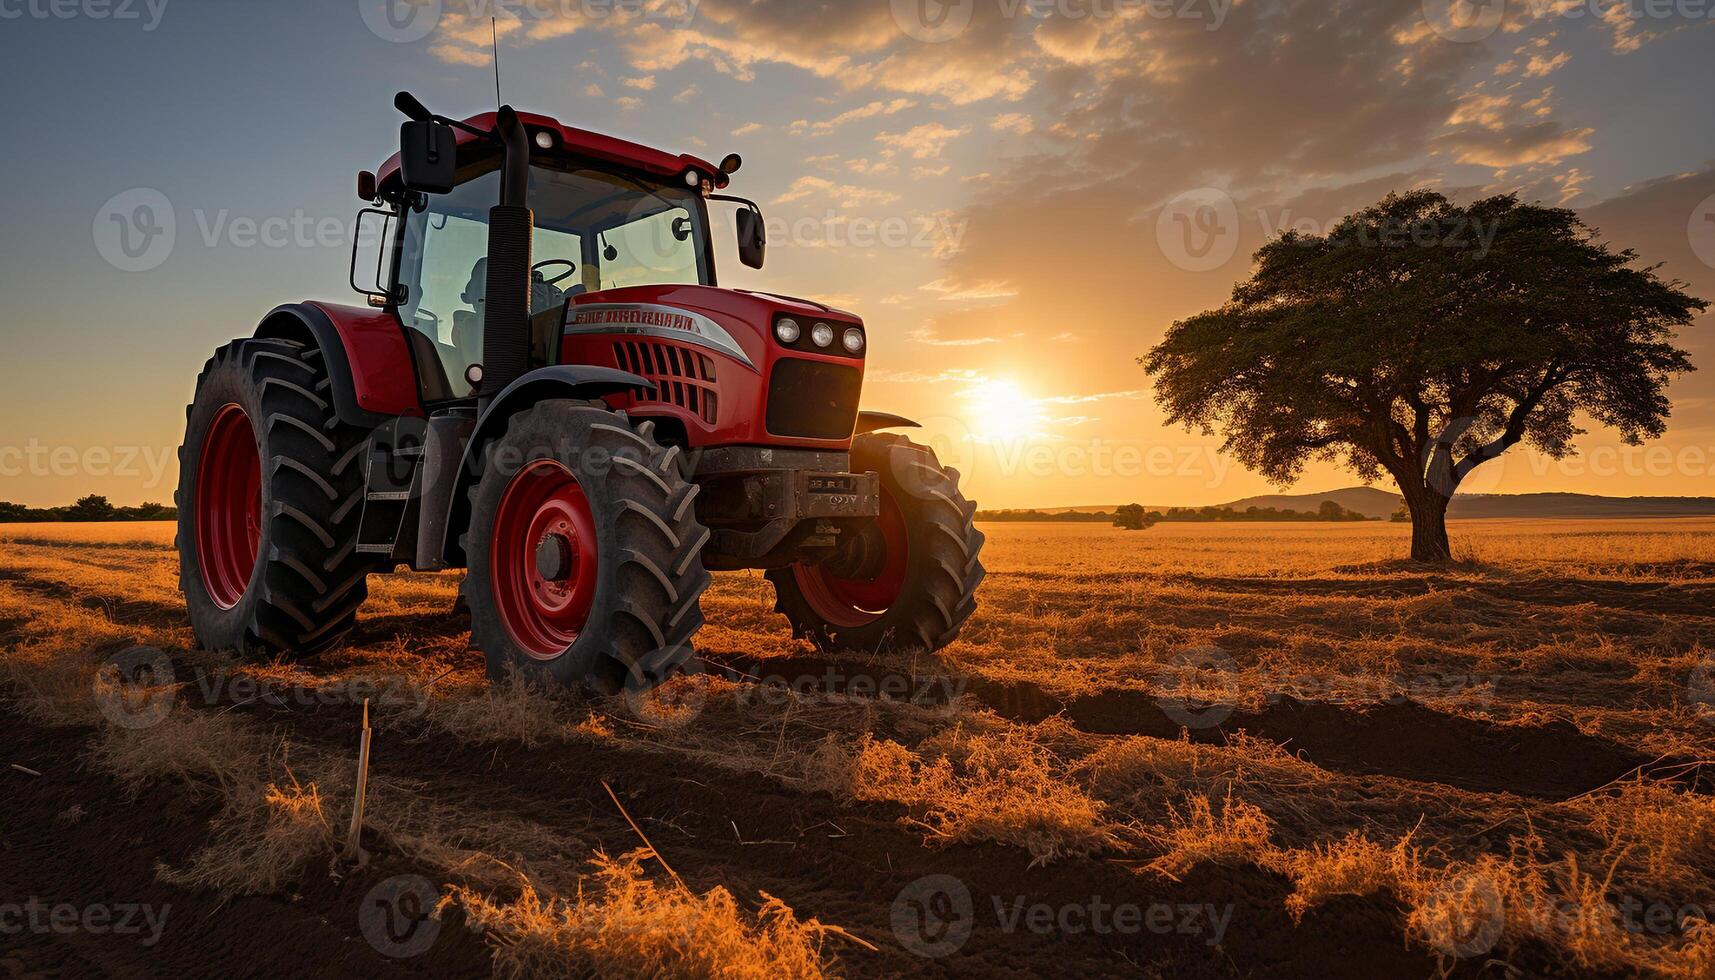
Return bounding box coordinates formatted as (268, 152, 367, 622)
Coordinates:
(612, 340, 719, 424)
(766, 359, 862, 440)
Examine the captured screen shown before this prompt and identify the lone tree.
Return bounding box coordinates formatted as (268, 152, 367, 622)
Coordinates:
(65, 494, 116, 522)
(1112, 503, 1158, 530)
(1145, 191, 1702, 561)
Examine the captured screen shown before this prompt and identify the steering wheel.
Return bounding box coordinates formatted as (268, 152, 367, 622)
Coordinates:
(531, 259, 577, 286)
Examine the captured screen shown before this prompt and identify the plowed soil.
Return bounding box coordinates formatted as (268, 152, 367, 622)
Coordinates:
(3, 519, 1712, 978)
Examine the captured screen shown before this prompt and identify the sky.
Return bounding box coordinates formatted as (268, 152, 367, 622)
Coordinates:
(0, 0, 1712, 509)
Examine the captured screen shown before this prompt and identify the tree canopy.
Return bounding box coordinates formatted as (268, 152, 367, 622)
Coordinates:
(1144, 190, 1703, 560)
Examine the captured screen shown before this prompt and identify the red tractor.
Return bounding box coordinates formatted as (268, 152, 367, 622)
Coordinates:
(176, 93, 985, 693)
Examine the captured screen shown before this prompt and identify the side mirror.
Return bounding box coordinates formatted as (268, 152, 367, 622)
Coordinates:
(350, 207, 398, 306)
(399, 120, 456, 194)
(736, 207, 766, 269)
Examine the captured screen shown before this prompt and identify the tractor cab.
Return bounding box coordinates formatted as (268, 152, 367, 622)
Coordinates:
(390, 160, 713, 402)
(365, 109, 754, 407)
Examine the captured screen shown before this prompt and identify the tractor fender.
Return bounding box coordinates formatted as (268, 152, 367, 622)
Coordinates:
(437, 365, 656, 566)
(253, 302, 422, 427)
(854, 411, 921, 435)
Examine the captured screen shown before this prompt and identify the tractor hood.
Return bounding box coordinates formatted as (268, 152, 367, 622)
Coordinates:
(564, 285, 864, 374)
(558, 284, 868, 451)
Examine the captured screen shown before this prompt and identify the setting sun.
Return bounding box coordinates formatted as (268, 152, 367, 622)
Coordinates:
(964, 379, 1046, 442)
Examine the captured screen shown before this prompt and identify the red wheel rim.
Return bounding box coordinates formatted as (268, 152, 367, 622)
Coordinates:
(792, 488, 909, 628)
(195, 403, 262, 610)
(491, 459, 599, 658)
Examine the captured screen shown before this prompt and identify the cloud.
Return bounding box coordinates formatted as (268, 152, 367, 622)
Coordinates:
(919, 278, 1018, 302)
(732, 122, 765, 136)
(1439, 120, 1595, 167)
(623, 75, 657, 90)
(866, 367, 986, 383)
(772, 176, 901, 208)
(846, 158, 899, 177)
(904, 327, 1002, 347)
(989, 113, 1035, 135)
(1039, 389, 1148, 405)
(877, 123, 970, 160)
(422, 0, 1033, 103)
(789, 98, 916, 137)
(1524, 51, 1571, 77)
(428, 42, 491, 67)
(674, 84, 701, 102)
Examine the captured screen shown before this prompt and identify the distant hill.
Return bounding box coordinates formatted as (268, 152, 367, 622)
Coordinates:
(1033, 487, 1715, 522)
(1217, 487, 1403, 520)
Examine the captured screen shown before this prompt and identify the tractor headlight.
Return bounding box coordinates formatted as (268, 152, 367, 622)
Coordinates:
(811, 322, 835, 348)
(842, 327, 865, 354)
(775, 318, 801, 344)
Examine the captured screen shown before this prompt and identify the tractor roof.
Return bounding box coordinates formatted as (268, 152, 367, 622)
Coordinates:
(374, 110, 726, 191)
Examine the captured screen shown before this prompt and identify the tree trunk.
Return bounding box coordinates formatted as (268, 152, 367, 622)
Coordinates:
(1399, 483, 1452, 562)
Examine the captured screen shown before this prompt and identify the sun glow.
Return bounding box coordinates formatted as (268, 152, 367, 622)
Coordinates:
(964, 379, 1046, 442)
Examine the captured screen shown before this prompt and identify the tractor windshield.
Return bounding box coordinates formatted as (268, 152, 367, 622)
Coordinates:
(395, 164, 711, 401)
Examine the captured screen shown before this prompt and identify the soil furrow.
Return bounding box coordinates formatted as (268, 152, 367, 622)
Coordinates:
(701, 653, 1702, 800)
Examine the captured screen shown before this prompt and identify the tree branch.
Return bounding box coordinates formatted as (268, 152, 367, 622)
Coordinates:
(1452, 364, 1568, 481)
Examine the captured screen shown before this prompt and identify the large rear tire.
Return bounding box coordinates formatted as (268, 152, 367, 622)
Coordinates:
(766, 432, 984, 652)
(176, 339, 376, 656)
(462, 402, 710, 694)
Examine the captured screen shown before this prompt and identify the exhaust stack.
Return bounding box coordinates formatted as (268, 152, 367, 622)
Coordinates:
(480, 106, 533, 409)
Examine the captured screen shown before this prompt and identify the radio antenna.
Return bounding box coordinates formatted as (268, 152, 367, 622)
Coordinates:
(491, 16, 503, 109)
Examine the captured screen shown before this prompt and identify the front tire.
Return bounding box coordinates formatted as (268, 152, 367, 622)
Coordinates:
(462, 402, 710, 694)
(176, 339, 375, 656)
(767, 433, 985, 652)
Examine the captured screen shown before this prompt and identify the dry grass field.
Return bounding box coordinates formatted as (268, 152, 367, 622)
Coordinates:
(2, 519, 1713, 978)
